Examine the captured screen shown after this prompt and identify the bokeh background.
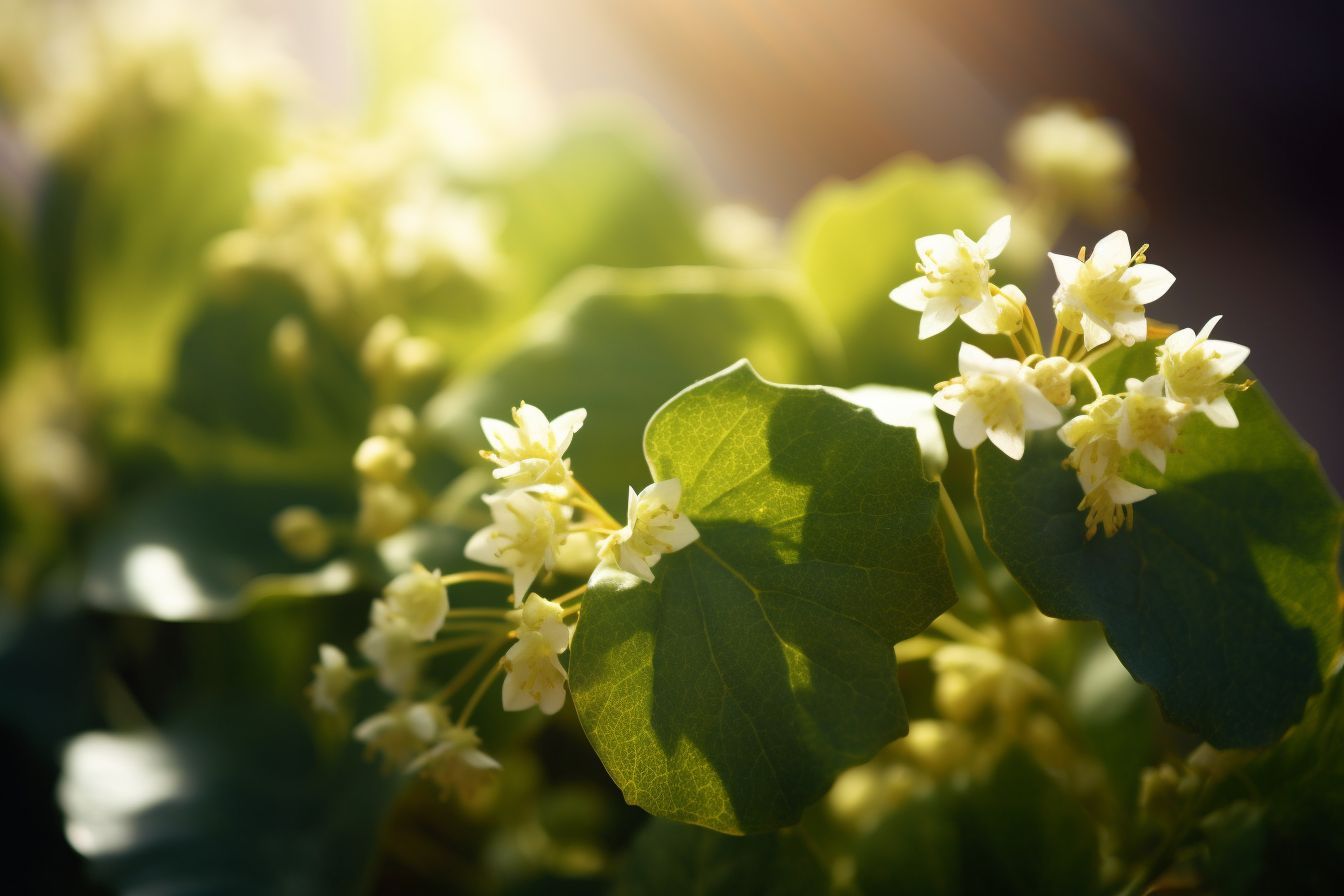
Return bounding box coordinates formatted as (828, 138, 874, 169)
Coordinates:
(5, 0, 1339, 480)
(2, 1, 1341, 893)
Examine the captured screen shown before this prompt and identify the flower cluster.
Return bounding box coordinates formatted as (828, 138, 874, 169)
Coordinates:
(893, 219, 1250, 538)
(305, 403, 699, 800)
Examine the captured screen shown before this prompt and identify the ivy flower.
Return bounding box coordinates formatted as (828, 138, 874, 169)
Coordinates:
(502, 628, 569, 720)
(1029, 356, 1077, 407)
(464, 488, 571, 605)
(515, 592, 571, 650)
(381, 564, 448, 642)
(960, 282, 1027, 337)
(358, 602, 422, 695)
(1049, 231, 1174, 351)
(890, 216, 1012, 339)
(480, 403, 587, 491)
(354, 701, 444, 768)
(1059, 395, 1156, 538)
(407, 724, 501, 799)
(1156, 316, 1250, 427)
(597, 479, 700, 583)
(1117, 375, 1187, 473)
(308, 644, 354, 715)
(932, 344, 1062, 460)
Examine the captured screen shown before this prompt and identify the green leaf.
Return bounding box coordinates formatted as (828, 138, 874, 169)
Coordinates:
(84, 480, 351, 621)
(497, 114, 708, 303)
(853, 791, 962, 896)
(59, 704, 392, 896)
(34, 103, 277, 396)
(613, 818, 828, 896)
(790, 155, 1033, 387)
(425, 266, 839, 509)
(957, 748, 1101, 895)
(164, 274, 371, 482)
(570, 362, 956, 833)
(976, 343, 1343, 747)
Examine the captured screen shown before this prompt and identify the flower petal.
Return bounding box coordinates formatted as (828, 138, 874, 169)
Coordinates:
(986, 425, 1025, 460)
(1081, 315, 1113, 351)
(1091, 230, 1132, 269)
(915, 233, 958, 260)
(1048, 252, 1084, 285)
(1201, 394, 1239, 428)
(957, 341, 997, 376)
(890, 277, 929, 311)
(952, 402, 988, 450)
(918, 300, 960, 339)
(977, 215, 1012, 259)
(1127, 264, 1175, 304)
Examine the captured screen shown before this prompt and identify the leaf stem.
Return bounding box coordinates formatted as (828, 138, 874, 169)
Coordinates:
(937, 480, 1016, 652)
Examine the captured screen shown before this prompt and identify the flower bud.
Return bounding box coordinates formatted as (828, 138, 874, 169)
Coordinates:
(270, 315, 310, 375)
(357, 482, 418, 541)
(273, 505, 332, 560)
(370, 405, 417, 441)
(1031, 357, 1075, 407)
(354, 435, 414, 483)
(382, 565, 448, 641)
(360, 315, 409, 379)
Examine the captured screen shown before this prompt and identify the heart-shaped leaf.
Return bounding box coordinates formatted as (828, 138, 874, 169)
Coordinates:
(570, 361, 956, 833)
(976, 343, 1342, 747)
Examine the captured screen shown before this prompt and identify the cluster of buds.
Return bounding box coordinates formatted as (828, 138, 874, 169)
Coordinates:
(209, 133, 500, 330)
(893, 218, 1250, 538)
(306, 402, 700, 799)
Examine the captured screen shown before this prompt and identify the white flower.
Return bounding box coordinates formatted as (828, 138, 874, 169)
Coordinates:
(1058, 395, 1156, 539)
(1029, 356, 1076, 407)
(500, 593, 572, 715)
(354, 702, 444, 767)
(358, 603, 422, 695)
(1049, 231, 1174, 350)
(406, 723, 501, 799)
(480, 403, 586, 491)
(890, 216, 1012, 339)
(1117, 375, 1188, 473)
(1156, 316, 1249, 427)
(597, 479, 700, 583)
(515, 592, 571, 651)
(463, 489, 571, 605)
(960, 282, 1027, 337)
(353, 435, 414, 483)
(381, 564, 448, 642)
(501, 630, 569, 715)
(308, 644, 354, 715)
(932, 344, 1062, 460)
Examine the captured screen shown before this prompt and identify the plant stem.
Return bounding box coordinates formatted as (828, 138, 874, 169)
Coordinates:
(570, 478, 622, 529)
(457, 663, 506, 726)
(937, 480, 1016, 651)
(929, 612, 995, 647)
(419, 634, 493, 657)
(433, 636, 509, 705)
(441, 571, 513, 587)
(555, 583, 588, 605)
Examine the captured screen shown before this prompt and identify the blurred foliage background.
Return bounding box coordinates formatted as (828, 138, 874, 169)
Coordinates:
(1, 1, 1339, 893)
